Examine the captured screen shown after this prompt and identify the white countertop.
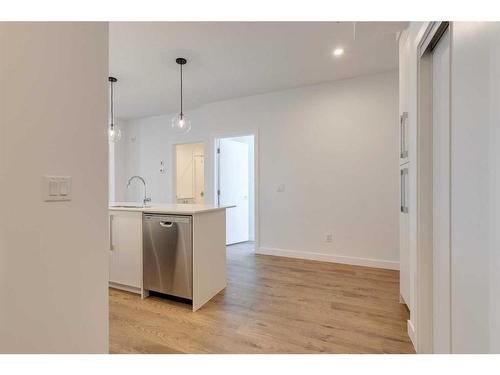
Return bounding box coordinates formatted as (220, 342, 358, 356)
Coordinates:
(108, 202, 234, 215)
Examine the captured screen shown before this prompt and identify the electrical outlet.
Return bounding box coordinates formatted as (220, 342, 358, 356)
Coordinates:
(325, 234, 333, 243)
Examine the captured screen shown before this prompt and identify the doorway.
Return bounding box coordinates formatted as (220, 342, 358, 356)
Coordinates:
(174, 143, 205, 204)
(216, 135, 255, 245)
(416, 22, 451, 353)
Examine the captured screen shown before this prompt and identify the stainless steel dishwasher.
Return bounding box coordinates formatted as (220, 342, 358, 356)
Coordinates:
(142, 214, 192, 300)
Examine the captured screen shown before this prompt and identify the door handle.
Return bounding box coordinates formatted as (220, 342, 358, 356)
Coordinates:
(109, 214, 114, 251)
(401, 168, 409, 213)
(400, 170, 404, 213)
(400, 114, 404, 158)
(159, 221, 174, 228)
(400, 112, 409, 159)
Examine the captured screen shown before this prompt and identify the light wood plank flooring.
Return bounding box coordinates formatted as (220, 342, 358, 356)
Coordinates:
(109, 242, 415, 353)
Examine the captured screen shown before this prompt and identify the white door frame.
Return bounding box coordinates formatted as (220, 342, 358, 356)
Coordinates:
(212, 130, 259, 249)
(415, 21, 451, 354)
(171, 140, 206, 203)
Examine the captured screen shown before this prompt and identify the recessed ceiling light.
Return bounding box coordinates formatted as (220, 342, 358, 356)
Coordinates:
(333, 48, 344, 57)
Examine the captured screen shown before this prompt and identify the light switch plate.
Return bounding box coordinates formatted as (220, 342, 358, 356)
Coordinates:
(43, 175, 72, 202)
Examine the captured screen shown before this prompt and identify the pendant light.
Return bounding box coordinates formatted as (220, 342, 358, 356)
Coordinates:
(108, 76, 122, 142)
(171, 58, 192, 134)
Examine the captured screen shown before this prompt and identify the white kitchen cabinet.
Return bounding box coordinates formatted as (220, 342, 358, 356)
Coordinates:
(399, 30, 410, 166)
(400, 165, 410, 305)
(399, 29, 411, 308)
(109, 210, 142, 294)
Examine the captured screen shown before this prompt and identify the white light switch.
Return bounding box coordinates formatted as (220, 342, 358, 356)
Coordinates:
(48, 179, 58, 196)
(59, 177, 71, 198)
(59, 182, 68, 195)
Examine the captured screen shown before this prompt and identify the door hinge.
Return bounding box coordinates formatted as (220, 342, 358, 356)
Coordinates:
(217, 189, 220, 196)
(217, 148, 220, 154)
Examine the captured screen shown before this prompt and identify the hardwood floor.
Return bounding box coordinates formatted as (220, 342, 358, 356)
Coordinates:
(109, 242, 415, 353)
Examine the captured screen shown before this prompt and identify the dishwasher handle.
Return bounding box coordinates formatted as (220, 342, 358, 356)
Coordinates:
(159, 221, 174, 228)
(144, 214, 192, 224)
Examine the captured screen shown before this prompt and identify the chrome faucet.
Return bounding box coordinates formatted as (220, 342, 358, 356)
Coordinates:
(126, 175, 151, 207)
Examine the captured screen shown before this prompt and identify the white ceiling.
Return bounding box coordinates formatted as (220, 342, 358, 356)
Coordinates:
(109, 22, 407, 120)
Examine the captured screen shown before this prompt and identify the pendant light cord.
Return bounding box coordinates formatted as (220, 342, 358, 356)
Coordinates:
(180, 63, 183, 118)
(110, 80, 114, 130)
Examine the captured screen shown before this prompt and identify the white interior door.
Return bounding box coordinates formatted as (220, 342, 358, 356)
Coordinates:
(432, 27, 451, 353)
(176, 143, 204, 203)
(218, 139, 249, 245)
(194, 155, 205, 204)
(176, 145, 195, 200)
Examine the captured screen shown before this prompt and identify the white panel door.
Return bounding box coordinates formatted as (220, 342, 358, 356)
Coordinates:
(176, 144, 195, 200)
(194, 155, 205, 204)
(432, 27, 451, 353)
(219, 139, 249, 245)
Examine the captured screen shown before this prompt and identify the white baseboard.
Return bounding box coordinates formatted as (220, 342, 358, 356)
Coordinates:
(109, 281, 141, 295)
(256, 247, 399, 270)
(407, 319, 416, 350)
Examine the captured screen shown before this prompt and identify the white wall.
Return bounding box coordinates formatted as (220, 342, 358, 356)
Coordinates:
(109, 141, 115, 202)
(490, 24, 500, 355)
(113, 71, 399, 268)
(450, 22, 500, 354)
(0, 22, 109, 353)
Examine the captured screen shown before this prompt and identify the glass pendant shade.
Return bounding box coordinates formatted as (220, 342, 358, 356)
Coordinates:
(109, 125, 122, 142)
(171, 113, 191, 134)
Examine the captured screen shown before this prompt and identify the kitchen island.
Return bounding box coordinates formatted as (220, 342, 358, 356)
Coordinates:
(108, 203, 232, 311)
